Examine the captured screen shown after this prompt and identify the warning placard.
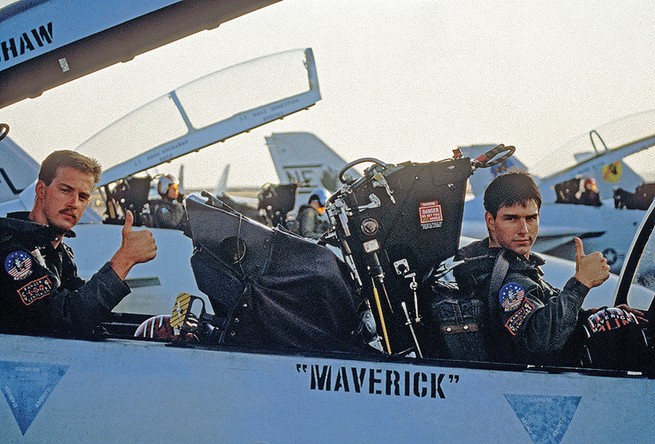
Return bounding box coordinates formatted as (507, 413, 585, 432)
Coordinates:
(419, 201, 443, 229)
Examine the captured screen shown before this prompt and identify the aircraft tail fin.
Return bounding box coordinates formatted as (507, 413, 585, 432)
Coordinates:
(588, 160, 644, 201)
(265, 131, 363, 215)
(0, 134, 40, 203)
(459, 144, 529, 196)
(214, 164, 230, 196)
(178, 164, 185, 193)
(265, 132, 358, 193)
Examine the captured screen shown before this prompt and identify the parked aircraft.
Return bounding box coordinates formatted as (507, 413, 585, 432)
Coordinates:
(462, 110, 655, 202)
(458, 109, 655, 273)
(266, 125, 655, 273)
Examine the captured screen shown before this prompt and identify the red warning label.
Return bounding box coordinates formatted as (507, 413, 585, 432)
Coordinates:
(419, 201, 443, 229)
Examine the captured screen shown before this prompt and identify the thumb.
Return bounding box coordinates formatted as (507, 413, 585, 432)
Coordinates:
(574, 237, 585, 260)
(123, 210, 134, 235)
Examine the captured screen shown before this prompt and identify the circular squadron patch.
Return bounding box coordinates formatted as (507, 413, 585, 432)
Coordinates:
(4, 250, 33, 281)
(499, 282, 525, 312)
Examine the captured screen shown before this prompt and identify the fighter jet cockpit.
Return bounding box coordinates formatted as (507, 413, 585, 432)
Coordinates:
(97, 141, 655, 377)
(101, 175, 154, 227)
(118, 145, 518, 356)
(554, 176, 602, 207)
(100, 173, 191, 233)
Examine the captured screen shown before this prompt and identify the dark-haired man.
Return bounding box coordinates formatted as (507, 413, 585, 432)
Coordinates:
(0, 150, 157, 336)
(454, 171, 645, 367)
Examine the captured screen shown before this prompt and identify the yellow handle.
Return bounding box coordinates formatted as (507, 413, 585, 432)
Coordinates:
(372, 284, 392, 354)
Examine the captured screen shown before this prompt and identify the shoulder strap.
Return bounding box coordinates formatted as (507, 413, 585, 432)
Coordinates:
(485, 249, 511, 359)
(489, 249, 510, 298)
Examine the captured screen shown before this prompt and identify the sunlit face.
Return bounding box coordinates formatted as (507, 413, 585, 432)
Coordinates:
(310, 199, 325, 215)
(166, 183, 179, 200)
(32, 166, 95, 233)
(485, 200, 539, 259)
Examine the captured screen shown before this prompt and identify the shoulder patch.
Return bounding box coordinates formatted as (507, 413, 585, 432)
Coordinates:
(4, 250, 33, 281)
(504, 299, 535, 336)
(499, 282, 525, 312)
(17, 276, 53, 306)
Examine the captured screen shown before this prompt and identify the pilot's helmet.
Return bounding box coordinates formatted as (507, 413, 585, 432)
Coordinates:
(583, 177, 597, 192)
(308, 188, 330, 207)
(158, 174, 179, 197)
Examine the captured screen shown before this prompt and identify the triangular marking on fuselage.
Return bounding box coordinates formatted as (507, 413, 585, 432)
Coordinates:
(0, 360, 68, 435)
(504, 394, 581, 443)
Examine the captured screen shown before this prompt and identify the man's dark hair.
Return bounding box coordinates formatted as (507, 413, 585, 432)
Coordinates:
(38, 150, 102, 185)
(484, 171, 541, 218)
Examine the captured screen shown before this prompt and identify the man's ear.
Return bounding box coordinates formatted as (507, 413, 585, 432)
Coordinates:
(34, 180, 46, 199)
(484, 211, 495, 230)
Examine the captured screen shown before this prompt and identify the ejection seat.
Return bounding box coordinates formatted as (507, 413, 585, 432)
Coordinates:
(104, 176, 153, 226)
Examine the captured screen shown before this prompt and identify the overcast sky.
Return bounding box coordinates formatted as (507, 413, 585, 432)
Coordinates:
(3, 0, 655, 188)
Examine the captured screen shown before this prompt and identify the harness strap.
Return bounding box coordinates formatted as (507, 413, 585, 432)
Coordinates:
(489, 249, 510, 299)
(485, 249, 510, 359)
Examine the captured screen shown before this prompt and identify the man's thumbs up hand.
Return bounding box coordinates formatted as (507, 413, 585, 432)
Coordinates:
(110, 210, 157, 280)
(574, 237, 610, 289)
(122, 209, 134, 235)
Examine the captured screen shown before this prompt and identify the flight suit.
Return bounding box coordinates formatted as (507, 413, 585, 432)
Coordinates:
(296, 204, 328, 240)
(0, 212, 129, 336)
(145, 199, 188, 231)
(453, 238, 589, 366)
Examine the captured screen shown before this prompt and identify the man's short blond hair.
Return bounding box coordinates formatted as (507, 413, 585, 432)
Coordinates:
(38, 150, 102, 185)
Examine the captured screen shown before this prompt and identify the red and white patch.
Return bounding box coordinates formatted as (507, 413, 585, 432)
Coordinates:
(504, 298, 535, 336)
(419, 200, 443, 229)
(17, 276, 53, 306)
(584, 307, 638, 337)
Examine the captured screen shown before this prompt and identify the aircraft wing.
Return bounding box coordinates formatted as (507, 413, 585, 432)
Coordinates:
(75, 48, 321, 187)
(0, 0, 281, 108)
(534, 225, 605, 252)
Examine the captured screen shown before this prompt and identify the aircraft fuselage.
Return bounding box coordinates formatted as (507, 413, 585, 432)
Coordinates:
(1, 333, 654, 442)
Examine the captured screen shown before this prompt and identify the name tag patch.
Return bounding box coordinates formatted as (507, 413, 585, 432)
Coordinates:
(504, 299, 535, 336)
(17, 276, 53, 306)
